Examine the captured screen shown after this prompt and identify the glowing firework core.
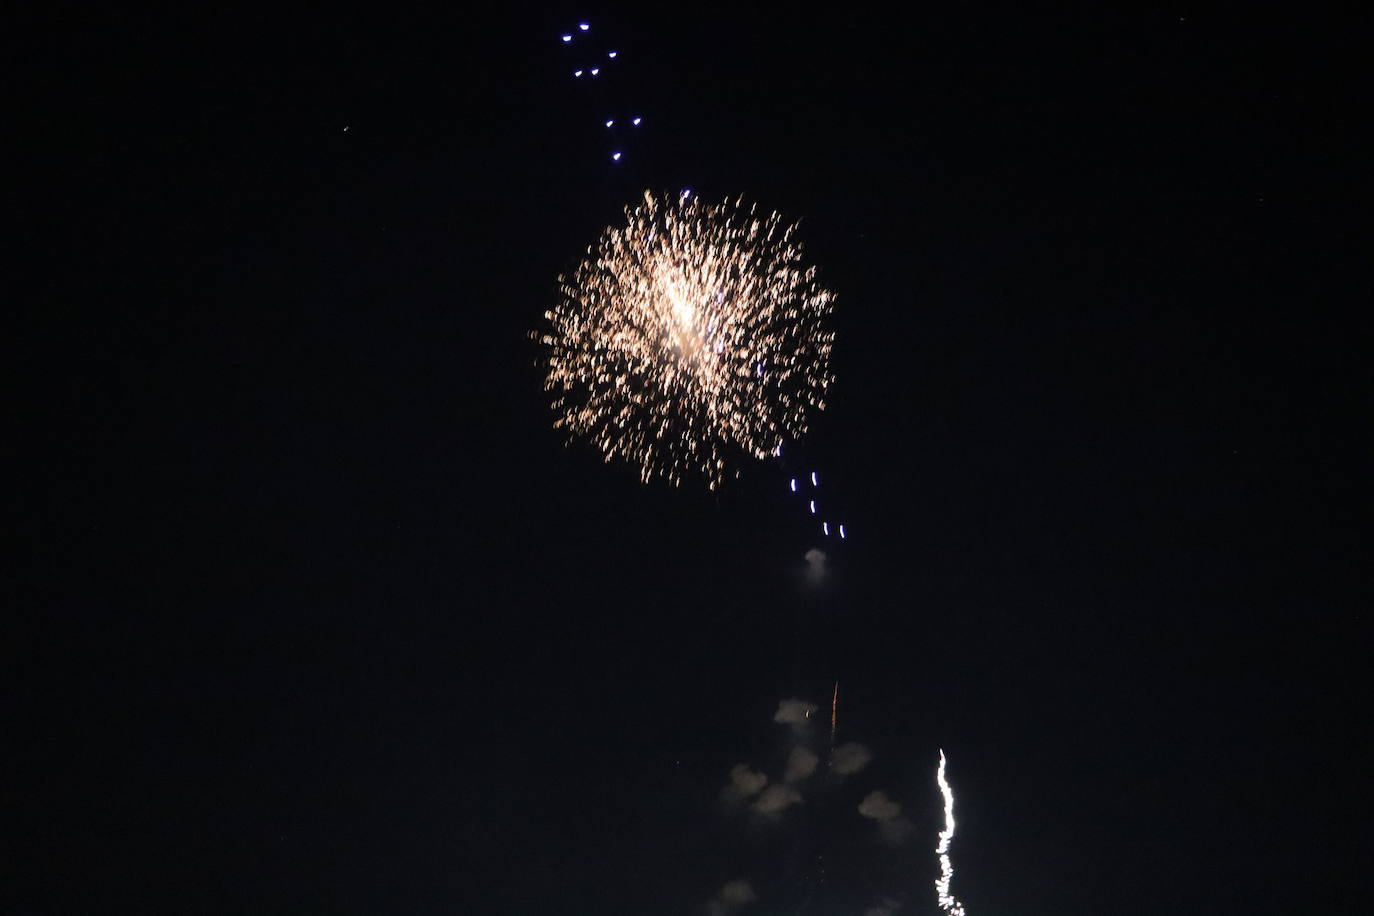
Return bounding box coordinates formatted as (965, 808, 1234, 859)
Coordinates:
(538, 191, 835, 489)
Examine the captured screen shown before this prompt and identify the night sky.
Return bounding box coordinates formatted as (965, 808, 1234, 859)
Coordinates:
(11, 6, 1369, 914)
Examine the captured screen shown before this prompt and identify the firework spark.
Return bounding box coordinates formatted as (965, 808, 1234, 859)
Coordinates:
(537, 191, 835, 489)
(830, 681, 839, 752)
(935, 750, 968, 916)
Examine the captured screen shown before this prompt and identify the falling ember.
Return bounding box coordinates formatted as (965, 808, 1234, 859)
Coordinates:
(536, 191, 836, 489)
(936, 750, 968, 916)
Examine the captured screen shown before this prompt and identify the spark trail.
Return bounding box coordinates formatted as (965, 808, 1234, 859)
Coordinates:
(829, 681, 838, 754)
(935, 750, 968, 916)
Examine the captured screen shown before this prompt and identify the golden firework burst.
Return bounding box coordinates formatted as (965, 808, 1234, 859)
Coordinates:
(536, 191, 835, 489)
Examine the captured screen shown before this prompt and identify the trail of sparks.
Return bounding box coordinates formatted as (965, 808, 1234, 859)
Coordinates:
(829, 681, 838, 751)
(935, 750, 968, 916)
(537, 191, 835, 490)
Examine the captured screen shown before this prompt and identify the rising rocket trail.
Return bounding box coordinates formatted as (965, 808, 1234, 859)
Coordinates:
(935, 750, 968, 916)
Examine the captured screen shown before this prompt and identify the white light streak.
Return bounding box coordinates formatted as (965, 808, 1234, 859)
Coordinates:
(809, 500, 816, 514)
(579, 23, 589, 30)
(839, 524, 846, 538)
(611, 152, 622, 161)
(562, 34, 572, 42)
(574, 69, 584, 77)
(811, 471, 818, 486)
(790, 479, 797, 492)
(633, 117, 642, 125)
(590, 68, 600, 75)
(936, 750, 968, 916)
(823, 522, 830, 535)
(608, 50, 618, 58)
(605, 120, 614, 127)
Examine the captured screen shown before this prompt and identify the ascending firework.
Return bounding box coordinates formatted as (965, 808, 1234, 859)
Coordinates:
(537, 190, 835, 489)
(935, 750, 968, 916)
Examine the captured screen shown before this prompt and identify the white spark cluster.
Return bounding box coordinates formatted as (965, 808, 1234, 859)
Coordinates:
(538, 191, 835, 489)
(935, 750, 968, 916)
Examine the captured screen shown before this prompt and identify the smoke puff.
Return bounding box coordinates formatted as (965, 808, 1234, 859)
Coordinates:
(707, 879, 757, 915)
(721, 764, 768, 803)
(858, 790, 902, 821)
(783, 746, 818, 783)
(752, 783, 802, 815)
(804, 548, 828, 585)
(879, 816, 915, 845)
(831, 742, 872, 776)
(773, 698, 818, 726)
(717, 880, 756, 906)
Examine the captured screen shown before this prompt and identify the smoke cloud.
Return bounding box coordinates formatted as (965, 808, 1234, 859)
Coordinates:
(803, 547, 828, 585)
(751, 783, 802, 816)
(773, 698, 818, 727)
(858, 790, 902, 821)
(783, 746, 819, 783)
(706, 879, 757, 915)
(721, 764, 768, 804)
(879, 816, 914, 844)
(858, 790, 913, 844)
(831, 741, 872, 776)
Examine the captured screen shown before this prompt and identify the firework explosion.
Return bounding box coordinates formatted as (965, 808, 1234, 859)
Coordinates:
(537, 190, 835, 489)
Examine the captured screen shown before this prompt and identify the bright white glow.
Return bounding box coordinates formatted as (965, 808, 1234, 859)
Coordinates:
(809, 500, 816, 514)
(611, 152, 622, 161)
(823, 522, 830, 535)
(605, 119, 614, 127)
(790, 479, 797, 492)
(574, 70, 583, 77)
(579, 23, 589, 30)
(839, 525, 846, 538)
(608, 50, 618, 58)
(632, 117, 642, 125)
(936, 750, 968, 916)
(590, 68, 600, 76)
(562, 35, 572, 42)
(811, 471, 818, 486)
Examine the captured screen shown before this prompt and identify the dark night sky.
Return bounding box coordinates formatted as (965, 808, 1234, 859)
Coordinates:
(9, 5, 1369, 914)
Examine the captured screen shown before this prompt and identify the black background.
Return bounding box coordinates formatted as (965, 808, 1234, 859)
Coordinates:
(10, 5, 1369, 914)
